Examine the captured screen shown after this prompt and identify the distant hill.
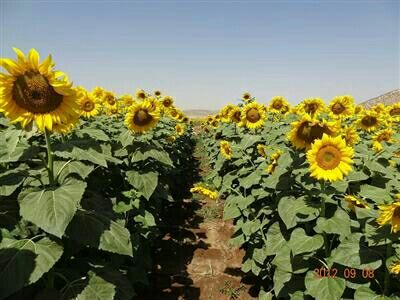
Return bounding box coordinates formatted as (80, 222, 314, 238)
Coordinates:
(184, 109, 218, 118)
(361, 89, 400, 108)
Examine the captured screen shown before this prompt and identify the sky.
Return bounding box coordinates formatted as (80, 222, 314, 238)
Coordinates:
(1, 0, 399, 110)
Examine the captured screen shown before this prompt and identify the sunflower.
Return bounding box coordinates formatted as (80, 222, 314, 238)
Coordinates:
(240, 102, 266, 129)
(344, 195, 369, 211)
(220, 140, 233, 159)
(389, 261, 400, 275)
(354, 105, 364, 115)
(266, 150, 283, 174)
(102, 91, 117, 107)
(228, 106, 242, 124)
(190, 186, 218, 201)
(341, 125, 360, 146)
(372, 128, 394, 152)
(175, 123, 185, 136)
(120, 94, 134, 106)
(0, 48, 80, 132)
(356, 110, 385, 132)
(371, 103, 387, 115)
(242, 92, 252, 102)
(92, 86, 104, 99)
(307, 134, 354, 182)
(376, 200, 400, 233)
(146, 97, 159, 111)
(161, 96, 174, 109)
(288, 115, 338, 150)
(80, 93, 100, 118)
(168, 107, 180, 120)
(257, 144, 267, 157)
(154, 90, 162, 98)
(298, 98, 325, 117)
(210, 118, 219, 128)
(387, 103, 400, 123)
(328, 95, 355, 119)
(220, 104, 235, 122)
(124, 100, 160, 133)
(135, 89, 147, 100)
(268, 96, 290, 114)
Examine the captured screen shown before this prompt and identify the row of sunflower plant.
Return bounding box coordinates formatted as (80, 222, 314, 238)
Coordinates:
(0, 48, 195, 299)
(198, 92, 400, 299)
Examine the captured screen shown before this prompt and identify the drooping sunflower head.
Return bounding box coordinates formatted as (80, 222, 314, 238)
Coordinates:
(340, 125, 360, 146)
(387, 103, 400, 122)
(288, 115, 338, 150)
(80, 94, 100, 118)
(257, 144, 268, 157)
(161, 96, 174, 109)
(241, 92, 252, 102)
(240, 102, 266, 129)
(210, 118, 219, 128)
(298, 97, 325, 117)
(357, 110, 385, 132)
(377, 200, 400, 233)
(135, 88, 147, 100)
(306, 134, 354, 182)
(0, 48, 80, 132)
(124, 100, 160, 134)
(268, 96, 290, 114)
(220, 140, 233, 159)
(344, 195, 369, 212)
(328, 95, 355, 119)
(175, 123, 185, 136)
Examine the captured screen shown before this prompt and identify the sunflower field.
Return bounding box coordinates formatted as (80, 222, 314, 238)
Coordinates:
(1, 48, 400, 300)
(198, 94, 400, 299)
(0, 48, 197, 299)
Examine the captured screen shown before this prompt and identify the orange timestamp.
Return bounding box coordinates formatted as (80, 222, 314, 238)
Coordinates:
(314, 267, 375, 279)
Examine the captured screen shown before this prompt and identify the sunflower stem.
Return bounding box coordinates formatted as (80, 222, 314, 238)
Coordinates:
(383, 241, 392, 295)
(320, 182, 330, 257)
(44, 128, 55, 186)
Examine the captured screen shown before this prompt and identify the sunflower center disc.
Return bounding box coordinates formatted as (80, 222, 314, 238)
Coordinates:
(138, 92, 146, 99)
(316, 145, 342, 170)
(273, 102, 283, 109)
(12, 72, 63, 113)
(361, 116, 377, 127)
(332, 103, 345, 114)
(390, 108, 400, 116)
(163, 99, 172, 107)
(134, 109, 153, 126)
(298, 122, 331, 144)
(83, 101, 95, 112)
(246, 108, 261, 123)
(233, 111, 241, 122)
(306, 103, 319, 114)
(393, 207, 400, 221)
(106, 96, 115, 106)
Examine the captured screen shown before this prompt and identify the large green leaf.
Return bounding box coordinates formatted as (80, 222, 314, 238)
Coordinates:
(0, 167, 27, 196)
(79, 128, 109, 142)
(18, 179, 86, 238)
(305, 271, 346, 300)
(0, 129, 28, 163)
(264, 222, 288, 256)
(54, 161, 94, 183)
(126, 171, 158, 200)
(273, 268, 292, 296)
(278, 196, 319, 229)
(0, 237, 63, 299)
(359, 185, 392, 204)
(329, 233, 382, 270)
(131, 149, 173, 167)
(314, 208, 351, 238)
(75, 271, 115, 300)
(288, 228, 323, 256)
(354, 287, 390, 300)
(67, 210, 133, 257)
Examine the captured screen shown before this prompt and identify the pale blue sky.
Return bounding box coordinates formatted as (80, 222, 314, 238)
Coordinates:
(1, 0, 399, 109)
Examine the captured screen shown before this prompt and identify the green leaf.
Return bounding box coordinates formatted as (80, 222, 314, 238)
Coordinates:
(54, 161, 94, 183)
(239, 170, 261, 189)
(18, 179, 86, 238)
(75, 271, 115, 300)
(305, 271, 346, 300)
(278, 196, 319, 229)
(79, 128, 109, 141)
(67, 210, 133, 257)
(359, 185, 392, 204)
(264, 222, 288, 256)
(239, 135, 261, 150)
(288, 228, 323, 256)
(347, 170, 369, 182)
(0, 168, 26, 196)
(131, 149, 173, 167)
(273, 268, 292, 296)
(354, 286, 390, 300)
(329, 233, 382, 270)
(0, 237, 63, 299)
(126, 171, 158, 200)
(314, 208, 351, 238)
